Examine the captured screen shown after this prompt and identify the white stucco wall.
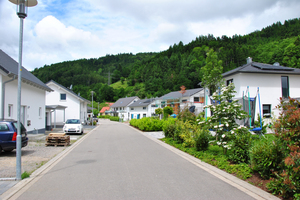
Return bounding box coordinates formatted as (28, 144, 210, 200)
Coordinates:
(224, 73, 300, 119)
(3, 76, 46, 133)
(46, 83, 85, 124)
(113, 97, 140, 121)
(129, 104, 158, 120)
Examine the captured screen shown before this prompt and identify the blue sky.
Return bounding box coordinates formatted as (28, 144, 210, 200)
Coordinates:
(1, 0, 300, 71)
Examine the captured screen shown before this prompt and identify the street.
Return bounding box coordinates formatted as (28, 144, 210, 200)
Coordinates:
(9, 120, 259, 200)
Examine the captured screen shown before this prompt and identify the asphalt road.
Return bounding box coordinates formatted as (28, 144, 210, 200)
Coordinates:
(12, 120, 256, 200)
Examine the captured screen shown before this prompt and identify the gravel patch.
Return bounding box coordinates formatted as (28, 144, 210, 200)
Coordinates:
(0, 140, 67, 178)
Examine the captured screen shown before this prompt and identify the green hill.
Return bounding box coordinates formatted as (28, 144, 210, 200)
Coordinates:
(32, 18, 300, 103)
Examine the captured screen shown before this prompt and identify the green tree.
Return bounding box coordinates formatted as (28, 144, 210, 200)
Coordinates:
(155, 108, 163, 119)
(200, 49, 224, 94)
(163, 106, 173, 119)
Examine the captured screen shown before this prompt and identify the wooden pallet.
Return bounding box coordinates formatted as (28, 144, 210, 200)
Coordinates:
(46, 133, 70, 147)
(45, 142, 70, 147)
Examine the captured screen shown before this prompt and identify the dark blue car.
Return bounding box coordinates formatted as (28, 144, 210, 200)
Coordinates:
(0, 119, 28, 154)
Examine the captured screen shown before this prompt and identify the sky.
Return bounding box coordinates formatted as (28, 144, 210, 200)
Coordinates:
(0, 0, 300, 71)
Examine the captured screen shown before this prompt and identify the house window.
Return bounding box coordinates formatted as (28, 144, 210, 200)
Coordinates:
(226, 79, 233, 86)
(131, 108, 134, 110)
(194, 97, 200, 102)
(143, 114, 146, 118)
(60, 93, 66, 100)
(182, 99, 187, 103)
(116, 108, 118, 111)
(263, 104, 271, 118)
(39, 107, 42, 117)
(281, 76, 289, 98)
(8, 104, 13, 117)
(143, 107, 146, 110)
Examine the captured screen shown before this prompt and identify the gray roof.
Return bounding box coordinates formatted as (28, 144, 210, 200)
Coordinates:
(222, 61, 300, 78)
(0, 49, 53, 92)
(46, 80, 90, 103)
(129, 98, 158, 107)
(160, 88, 203, 100)
(111, 96, 139, 108)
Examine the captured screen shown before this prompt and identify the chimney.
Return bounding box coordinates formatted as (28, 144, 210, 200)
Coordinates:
(246, 57, 252, 64)
(273, 62, 280, 66)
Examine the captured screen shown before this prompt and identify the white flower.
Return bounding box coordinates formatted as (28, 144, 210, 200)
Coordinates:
(225, 123, 229, 127)
(222, 142, 227, 144)
(231, 130, 235, 134)
(219, 124, 224, 127)
(196, 119, 200, 121)
(198, 121, 205, 124)
(217, 142, 221, 145)
(222, 134, 226, 138)
(214, 125, 218, 128)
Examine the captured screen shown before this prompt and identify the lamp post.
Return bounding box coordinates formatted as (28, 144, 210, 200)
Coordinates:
(91, 91, 95, 126)
(9, 0, 38, 180)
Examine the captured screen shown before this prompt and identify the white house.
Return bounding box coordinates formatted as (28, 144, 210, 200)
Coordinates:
(128, 98, 161, 119)
(0, 49, 53, 134)
(222, 57, 300, 121)
(110, 96, 140, 121)
(46, 80, 90, 128)
(159, 88, 205, 116)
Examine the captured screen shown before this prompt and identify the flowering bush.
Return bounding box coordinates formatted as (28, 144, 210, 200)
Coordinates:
(203, 83, 248, 153)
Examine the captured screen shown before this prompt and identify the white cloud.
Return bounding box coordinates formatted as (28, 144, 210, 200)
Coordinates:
(1, 0, 300, 71)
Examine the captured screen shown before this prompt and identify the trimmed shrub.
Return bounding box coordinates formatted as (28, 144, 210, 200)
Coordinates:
(227, 127, 253, 164)
(194, 128, 211, 151)
(130, 117, 175, 132)
(163, 123, 176, 138)
(249, 136, 283, 179)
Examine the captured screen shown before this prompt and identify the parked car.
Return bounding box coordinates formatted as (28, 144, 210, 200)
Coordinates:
(63, 119, 84, 134)
(0, 119, 28, 154)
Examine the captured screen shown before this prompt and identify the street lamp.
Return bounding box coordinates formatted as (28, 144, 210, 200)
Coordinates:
(9, 0, 38, 180)
(91, 91, 95, 126)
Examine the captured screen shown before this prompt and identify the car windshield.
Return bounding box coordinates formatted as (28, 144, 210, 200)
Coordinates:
(66, 119, 80, 124)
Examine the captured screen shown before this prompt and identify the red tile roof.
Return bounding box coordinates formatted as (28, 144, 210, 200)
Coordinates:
(100, 107, 110, 113)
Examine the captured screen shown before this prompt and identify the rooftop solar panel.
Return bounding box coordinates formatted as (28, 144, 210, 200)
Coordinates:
(252, 63, 294, 71)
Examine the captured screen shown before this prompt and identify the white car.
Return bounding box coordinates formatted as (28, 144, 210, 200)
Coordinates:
(63, 119, 84, 134)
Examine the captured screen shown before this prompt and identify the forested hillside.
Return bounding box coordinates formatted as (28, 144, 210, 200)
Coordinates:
(32, 18, 300, 103)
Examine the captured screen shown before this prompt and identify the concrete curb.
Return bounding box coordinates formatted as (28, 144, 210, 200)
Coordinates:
(126, 124, 280, 200)
(1, 126, 100, 200)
